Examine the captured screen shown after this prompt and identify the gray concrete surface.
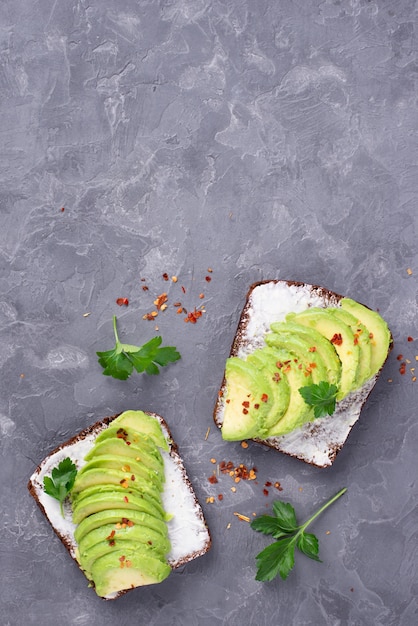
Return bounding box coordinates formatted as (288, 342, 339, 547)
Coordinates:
(1, 0, 417, 624)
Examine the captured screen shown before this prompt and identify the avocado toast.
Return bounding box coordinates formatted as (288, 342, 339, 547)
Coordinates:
(214, 280, 392, 467)
(28, 411, 211, 599)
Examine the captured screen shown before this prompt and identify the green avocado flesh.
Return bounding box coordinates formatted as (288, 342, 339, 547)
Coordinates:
(220, 299, 390, 442)
(287, 309, 360, 400)
(221, 358, 273, 440)
(246, 350, 291, 428)
(77, 523, 171, 563)
(262, 347, 314, 437)
(270, 322, 342, 387)
(91, 549, 171, 598)
(72, 489, 166, 525)
(76, 455, 164, 490)
(111, 411, 169, 451)
(84, 438, 164, 474)
(71, 411, 171, 597)
(340, 298, 391, 376)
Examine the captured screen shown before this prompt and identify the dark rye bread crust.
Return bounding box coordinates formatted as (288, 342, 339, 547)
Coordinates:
(28, 411, 211, 599)
(213, 280, 393, 467)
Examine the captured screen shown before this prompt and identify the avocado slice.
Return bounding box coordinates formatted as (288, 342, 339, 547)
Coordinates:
(74, 509, 169, 545)
(77, 522, 171, 576)
(71, 483, 165, 517)
(77, 522, 171, 562)
(328, 307, 372, 386)
(71, 467, 159, 499)
(111, 411, 169, 451)
(72, 488, 166, 525)
(270, 321, 342, 387)
(84, 438, 164, 474)
(288, 308, 360, 399)
(94, 425, 161, 456)
(246, 349, 291, 428)
(261, 347, 314, 437)
(90, 549, 171, 598)
(221, 357, 273, 441)
(265, 331, 330, 384)
(340, 298, 391, 376)
(75, 456, 164, 491)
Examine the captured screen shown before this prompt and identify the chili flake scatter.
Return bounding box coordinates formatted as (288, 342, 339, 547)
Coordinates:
(162, 273, 169, 281)
(331, 333, 343, 346)
(116, 298, 129, 306)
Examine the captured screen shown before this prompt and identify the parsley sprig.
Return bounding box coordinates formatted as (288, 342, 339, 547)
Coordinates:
(43, 457, 78, 517)
(97, 315, 181, 380)
(299, 381, 338, 418)
(251, 488, 347, 582)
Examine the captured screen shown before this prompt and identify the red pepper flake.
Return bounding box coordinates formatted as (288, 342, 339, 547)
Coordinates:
(263, 489, 269, 497)
(116, 428, 128, 440)
(131, 474, 136, 481)
(121, 518, 129, 524)
(181, 286, 186, 294)
(154, 293, 168, 310)
(218, 494, 223, 501)
(123, 496, 129, 503)
(369, 332, 374, 339)
(205, 276, 212, 282)
(208, 475, 218, 484)
(185, 308, 203, 324)
(143, 312, 157, 321)
(265, 481, 272, 487)
(407, 336, 414, 342)
(219, 461, 234, 474)
(308, 346, 317, 352)
(142, 285, 149, 291)
(261, 394, 268, 403)
(119, 555, 125, 562)
(127, 520, 134, 527)
(242, 408, 249, 415)
(162, 273, 169, 281)
(199, 293, 205, 299)
(331, 333, 343, 346)
(397, 354, 404, 361)
(173, 302, 181, 307)
(116, 297, 129, 306)
(254, 403, 260, 409)
(60, 207, 65, 212)
(242, 401, 250, 408)
(399, 362, 406, 375)
(353, 336, 359, 345)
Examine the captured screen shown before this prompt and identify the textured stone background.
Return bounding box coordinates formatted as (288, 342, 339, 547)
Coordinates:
(1, 1, 417, 624)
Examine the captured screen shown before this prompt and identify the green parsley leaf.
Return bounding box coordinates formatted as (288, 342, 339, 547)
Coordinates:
(255, 537, 296, 581)
(298, 381, 338, 418)
(272, 501, 298, 532)
(97, 316, 181, 380)
(43, 457, 78, 517)
(251, 487, 347, 583)
(297, 532, 321, 562)
(250, 515, 291, 539)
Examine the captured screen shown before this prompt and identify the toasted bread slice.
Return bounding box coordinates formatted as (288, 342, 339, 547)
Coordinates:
(214, 280, 392, 468)
(28, 411, 211, 600)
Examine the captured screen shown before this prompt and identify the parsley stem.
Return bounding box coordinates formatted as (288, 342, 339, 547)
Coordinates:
(112, 315, 120, 345)
(300, 487, 347, 533)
